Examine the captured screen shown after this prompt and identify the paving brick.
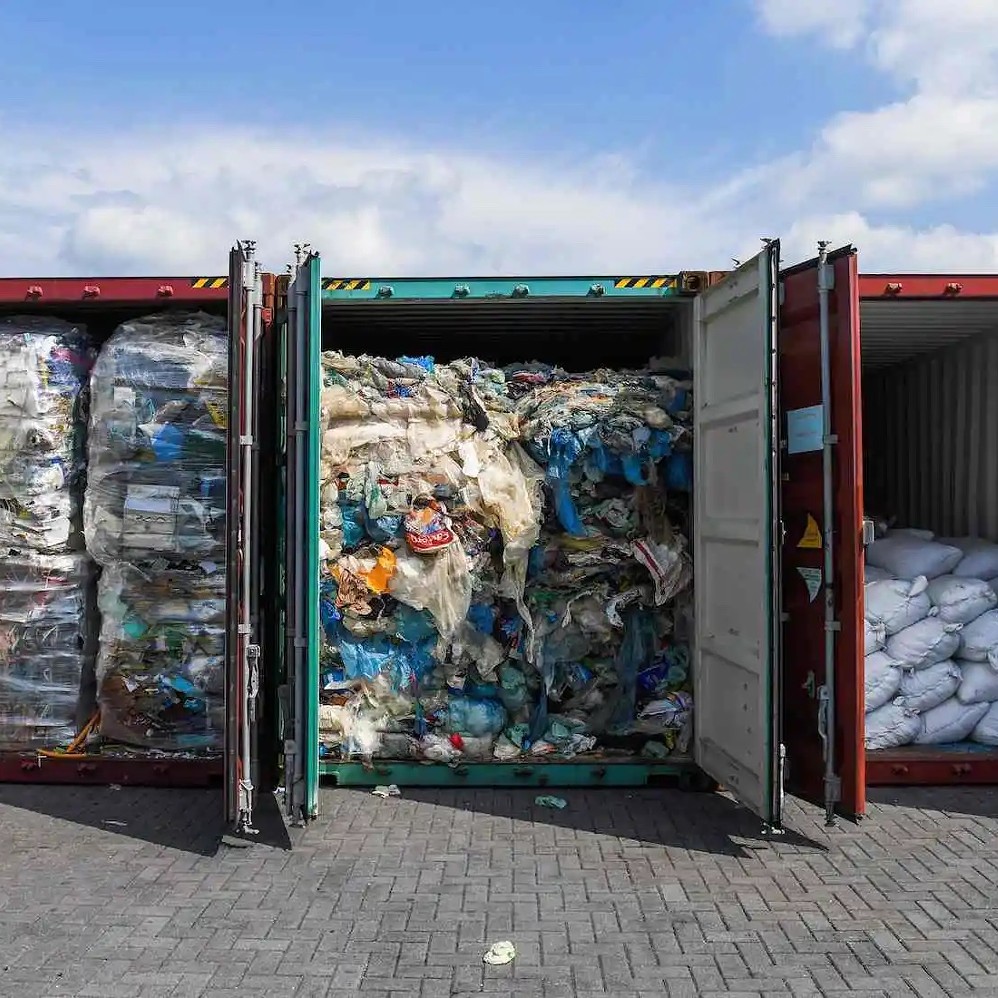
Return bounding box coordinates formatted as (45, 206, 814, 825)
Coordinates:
(0, 785, 997, 996)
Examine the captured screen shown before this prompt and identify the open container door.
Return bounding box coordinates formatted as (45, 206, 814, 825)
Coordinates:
(282, 250, 321, 823)
(693, 243, 783, 827)
(225, 242, 264, 834)
(779, 245, 865, 821)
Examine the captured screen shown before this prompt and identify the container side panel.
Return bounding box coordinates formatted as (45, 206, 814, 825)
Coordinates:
(864, 328, 998, 539)
(693, 246, 781, 825)
(779, 249, 865, 819)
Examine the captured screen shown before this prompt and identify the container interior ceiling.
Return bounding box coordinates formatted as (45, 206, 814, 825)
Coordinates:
(860, 297, 998, 539)
(319, 296, 695, 769)
(322, 297, 688, 369)
(0, 301, 228, 346)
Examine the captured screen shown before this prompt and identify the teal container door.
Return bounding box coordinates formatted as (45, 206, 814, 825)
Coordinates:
(283, 252, 321, 822)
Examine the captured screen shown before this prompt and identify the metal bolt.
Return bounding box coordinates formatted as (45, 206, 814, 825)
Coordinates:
(26, 285, 42, 299)
(376, 285, 394, 299)
(885, 282, 903, 295)
(157, 285, 175, 297)
(512, 284, 530, 298)
(945, 282, 963, 295)
(453, 284, 471, 298)
(588, 283, 605, 296)
(82, 285, 100, 299)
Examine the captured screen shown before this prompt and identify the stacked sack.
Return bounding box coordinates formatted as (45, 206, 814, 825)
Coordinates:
(85, 313, 227, 752)
(864, 530, 998, 749)
(0, 317, 95, 748)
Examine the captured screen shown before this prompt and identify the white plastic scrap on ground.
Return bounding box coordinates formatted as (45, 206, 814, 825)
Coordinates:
(483, 941, 516, 966)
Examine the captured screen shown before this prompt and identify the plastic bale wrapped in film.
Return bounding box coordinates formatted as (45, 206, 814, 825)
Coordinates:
(84, 312, 228, 565)
(513, 363, 695, 760)
(316, 352, 544, 765)
(0, 551, 96, 749)
(95, 560, 225, 752)
(0, 317, 94, 554)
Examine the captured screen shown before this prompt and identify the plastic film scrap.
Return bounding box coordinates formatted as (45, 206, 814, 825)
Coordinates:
(316, 353, 695, 767)
(85, 312, 228, 752)
(0, 317, 96, 749)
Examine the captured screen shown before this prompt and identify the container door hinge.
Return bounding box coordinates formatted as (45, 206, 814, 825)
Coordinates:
(778, 282, 786, 306)
(825, 620, 841, 633)
(240, 434, 255, 446)
(862, 518, 876, 546)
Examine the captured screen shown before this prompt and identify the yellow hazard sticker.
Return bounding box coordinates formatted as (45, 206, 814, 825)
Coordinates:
(798, 514, 822, 549)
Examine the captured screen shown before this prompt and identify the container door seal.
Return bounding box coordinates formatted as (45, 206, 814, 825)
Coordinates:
(693, 243, 783, 827)
(283, 251, 321, 823)
(779, 247, 865, 820)
(225, 241, 263, 835)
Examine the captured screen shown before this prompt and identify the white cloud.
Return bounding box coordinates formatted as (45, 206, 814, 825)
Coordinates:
(0, 1, 996, 278)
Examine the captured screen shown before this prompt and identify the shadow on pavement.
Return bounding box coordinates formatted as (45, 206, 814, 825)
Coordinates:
(0, 783, 292, 855)
(331, 785, 828, 856)
(866, 784, 998, 821)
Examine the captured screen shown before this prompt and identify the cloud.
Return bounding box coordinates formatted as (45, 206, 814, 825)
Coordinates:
(0, 1, 996, 278)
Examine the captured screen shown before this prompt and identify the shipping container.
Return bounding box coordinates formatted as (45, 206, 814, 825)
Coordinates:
(276, 245, 865, 829)
(859, 272, 998, 786)
(0, 247, 278, 835)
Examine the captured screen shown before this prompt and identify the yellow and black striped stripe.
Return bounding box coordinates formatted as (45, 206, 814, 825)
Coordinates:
(190, 277, 228, 289)
(613, 276, 675, 290)
(322, 278, 372, 292)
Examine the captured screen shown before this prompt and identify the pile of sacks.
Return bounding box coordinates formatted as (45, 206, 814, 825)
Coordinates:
(85, 313, 228, 752)
(864, 530, 998, 749)
(0, 317, 95, 748)
(316, 354, 694, 765)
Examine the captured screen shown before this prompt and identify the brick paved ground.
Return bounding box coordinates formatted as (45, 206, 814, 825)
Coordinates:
(0, 783, 996, 997)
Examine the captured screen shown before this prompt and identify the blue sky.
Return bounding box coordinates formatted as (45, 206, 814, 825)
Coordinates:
(0, 0, 995, 274)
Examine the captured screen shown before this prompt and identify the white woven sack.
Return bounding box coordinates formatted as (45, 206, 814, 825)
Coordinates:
(955, 659, 998, 705)
(885, 618, 963, 670)
(926, 576, 998, 625)
(864, 617, 886, 656)
(914, 698, 989, 745)
(940, 537, 998, 580)
(866, 535, 963, 580)
(971, 703, 998, 746)
(895, 661, 961, 713)
(865, 565, 895, 583)
(865, 702, 920, 749)
(891, 528, 935, 541)
(865, 576, 931, 635)
(864, 652, 903, 713)
(958, 609, 998, 664)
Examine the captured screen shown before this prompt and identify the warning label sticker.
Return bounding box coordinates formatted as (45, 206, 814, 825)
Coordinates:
(798, 514, 822, 549)
(797, 566, 822, 603)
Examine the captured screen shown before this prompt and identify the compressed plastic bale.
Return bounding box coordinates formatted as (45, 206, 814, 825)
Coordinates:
(955, 660, 998, 705)
(866, 535, 963, 581)
(885, 617, 963, 670)
(914, 697, 990, 745)
(957, 609, 998, 664)
(865, 701, 920, 749)
(865, 576, 931, 635)
(971, 703, 998, 746)
(940, 537, 998, 580)
(864, 565, 895, 583)
(0, 317, 94, 554)
(95, 561, 225, 751)
(864, 652, 903, 713)
(0, 551, 95, 748)
(865, 617, 886, 656)
(895, 661, 961, 713)
(85, 312, 228, 565)
(926, 576, 998, 625)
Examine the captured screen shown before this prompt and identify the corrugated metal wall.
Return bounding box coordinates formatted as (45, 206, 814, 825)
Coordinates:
(864, 328, 998, 539)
